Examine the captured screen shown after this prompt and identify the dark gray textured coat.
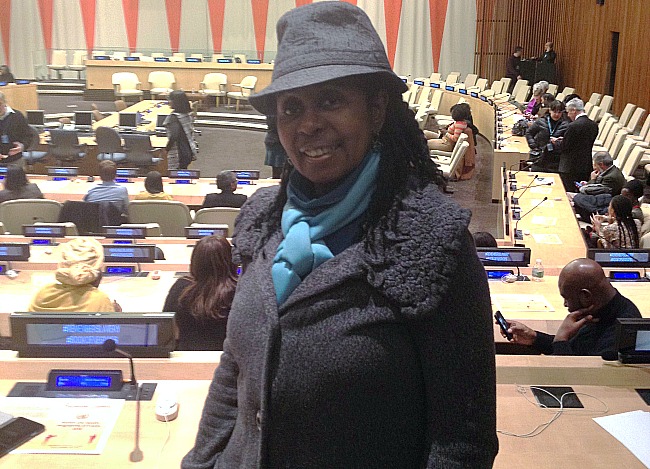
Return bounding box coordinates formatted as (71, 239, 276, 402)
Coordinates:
(182, 182, 498, 469)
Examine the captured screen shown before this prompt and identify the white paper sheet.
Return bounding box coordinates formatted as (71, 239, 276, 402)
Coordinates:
(593, 410, 650, 467)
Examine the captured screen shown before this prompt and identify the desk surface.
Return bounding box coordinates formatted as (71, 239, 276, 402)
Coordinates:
(0, 356, 649, 468)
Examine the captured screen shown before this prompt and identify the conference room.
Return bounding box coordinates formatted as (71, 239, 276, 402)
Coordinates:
(0, 1, 649, 467)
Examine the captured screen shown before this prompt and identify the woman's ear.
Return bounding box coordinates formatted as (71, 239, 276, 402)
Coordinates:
(369, 90, 388, 132)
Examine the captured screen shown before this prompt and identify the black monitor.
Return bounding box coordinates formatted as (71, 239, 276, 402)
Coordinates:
(470, 91, 479, 98)
(185, 225, 229, 239)
(119, 112, 138, 128)
(16, 79, 30, 85)
(74, 111, 93, 126)
(459, 89, 468, 95)
(186, 57, 201, 63)
(0, 243, 30, 261)
(22, 225, 67, 238)
(125, 56, 140, 61)
(168, 169, 200, 179)
(413, 80, 424, 85)
(47, 167, 79, 178)
(233, 169, 260, 180)
(246, 59, 261, 64)
(93, 55, 111, 60)
(27, 110, 45, 126)
(103, 244, 156, 263)
(154, 57, 170, 62)
(431, 82, 440, 88)
(217, 58, 233, 63)
(587, 249, 650, 268)
(156, 114, 169, 127)
(615, 319, 650, 363)
(10, 312, 176, 358)
(103, 226, 149, 239)
(476, 247, 531, 267)
(115, 167, 139, 178)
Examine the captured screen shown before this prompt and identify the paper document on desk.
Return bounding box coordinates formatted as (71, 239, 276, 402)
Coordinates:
(532, 233, 562, 244)
(529, 198, 555, 208)
(593, 410, 650, 467)
(0, 397, 124, 454)
(534, 177, 554, 185)
(491, 294, 555, 313)
(531, 216, 557, 226)
(529, 186, 553, 195)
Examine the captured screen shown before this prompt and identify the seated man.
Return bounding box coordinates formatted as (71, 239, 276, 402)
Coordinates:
(84, 160, 130, 216)
(501, 258, 641, 355)
(29, 237, 120, 312)
(571, 151, 626, 221)
(201, 170, 248, 209)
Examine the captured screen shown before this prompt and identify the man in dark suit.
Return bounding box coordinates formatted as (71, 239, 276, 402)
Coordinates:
(505, 46, 523, 93)
(558, 98, 599, 192)
(201, 170, 248, 209)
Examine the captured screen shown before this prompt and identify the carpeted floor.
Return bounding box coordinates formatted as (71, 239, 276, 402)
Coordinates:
(39, 95, 499, 236)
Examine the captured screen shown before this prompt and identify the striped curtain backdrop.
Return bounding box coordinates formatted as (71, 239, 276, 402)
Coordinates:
(0, 0, 476, 81)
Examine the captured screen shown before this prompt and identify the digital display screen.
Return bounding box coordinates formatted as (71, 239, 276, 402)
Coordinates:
(115, 178, 129, 183)
(93, 55, 110, 60)
(119, 112, 137, 128)
(459, 89, 468, 95)
(476, 247, 531, 267)
(103, 227, 147, 239)
(0, 167, 7, 174)
(47, 167, 78, 177)
(169, 169, 200, 179)
(113, 240, 133, 245)
(0, 243, 30, 261)
(32, 239, 53, 245)
(470, 92, 479, 98)
(25, 323, 158, 346)
(431, 83, 440, 88)
(413, 80, 424, 85)
(116, 168, 139, 178)
(186, 57, 201, 63)
(217, 58, 233, 63)
(616, 319, 650, 363)
(175, 179, 190, 184)
(105, 266, 136, 274)
(27, 110, 44, 126)
(154, 57, 170, 62)
(481, 96, 488, 102)
(610, 271, 641, 280)
(74, 111, 93, 126)
(103, 244, 156, 262)
(234, 170, 260, 180)
(185, 226, 229, 239)
(125, 56, 140, 61)
(486, 269, 513, 279)
(636, 331, 650, 351)
(445, 85, 454, 91)
(56, 374, 113, 388)
(589, 249, 650, 268)
(246, 59, 261, 64)
(23, 225, 67, 237)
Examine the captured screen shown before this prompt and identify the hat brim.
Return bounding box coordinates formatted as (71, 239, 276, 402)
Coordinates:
(249, 64, 407, 115)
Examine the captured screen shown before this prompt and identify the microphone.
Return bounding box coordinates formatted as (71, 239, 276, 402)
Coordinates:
(508, 161, 533, 181)
(103, 339, 143, 462)
(512, 181, 553, 197)
(514, 196, 548, 244)
(511, 174, 538, 206)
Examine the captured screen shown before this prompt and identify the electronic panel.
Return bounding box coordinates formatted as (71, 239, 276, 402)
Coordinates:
(587, 249, 650, 268)
(185, 225, 229, 239)
(476, 247, 531, 267)
(103, 244, 156, 263)
(0, 243, 30, 261)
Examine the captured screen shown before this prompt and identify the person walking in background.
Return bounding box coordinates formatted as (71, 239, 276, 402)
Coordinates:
(506, 46, 523, 92)
(0, 91, 30, 166)
(165, 90, 197, 170)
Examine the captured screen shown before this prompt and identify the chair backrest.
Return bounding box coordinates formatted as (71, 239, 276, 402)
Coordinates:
(193, 208, 240, 236)
(514, 85, 530, 104)
(112, 51, 127, 60)
(25, 125, 42, 152)
(428, 89, 444, 113)
(588, 93, 602, 105)
(95, 126, 123, 154)
(512, 79, 529, 98)
(202, 73, 227, 90)
(597, 117, 617, 142)
(128, 200, 193, 237)
(122, 134, 157, 165)
(499, 77, 512, 89)
(212, 53, 225, 62)
(560, 87, 575, 96)
(614, 139, 637, 169)
(415, 86, 431, 108)
(0, 199, 63, 234)
(148, 71, 176, 89)
(490, 80, 504, 94)
(130, 52, 143, 57)
(50, 50, 67, 66)
(602, 123, 623, 150)
(473, 78, 488, 91)
(584, 102, 594, 116)
(638, 115, 650, 141)
(112, 72, 140, 90)
(625, 107, 646, 133)
(621, 146, 647, 178)
(618, 103, 637, 127)
(49, 129, 81, 157)
(114, 99, 127, 111)
(429, 72, 441, 82)
(172, 52, 186, 61)
(445, 141, 469, 177)
(190, 53, 204, 60)
(406, 83, 420, 106)
(72, 50, 87, 66)
(58, 201, 102, 235)
(463, 74, 478, 88)
(445, 72, 460, 85)
(607, 128, 630, 158)
(151, 52, 165, 58)
(547, 84, 558, 96)
(587, 105, 601, 122)
(599, 95, 613, 114)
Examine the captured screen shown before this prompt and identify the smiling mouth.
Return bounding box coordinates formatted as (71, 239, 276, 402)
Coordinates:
(300, 145, 338, 158)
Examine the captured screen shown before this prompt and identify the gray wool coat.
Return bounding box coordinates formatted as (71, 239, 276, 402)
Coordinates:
(182, 182, 498, 469)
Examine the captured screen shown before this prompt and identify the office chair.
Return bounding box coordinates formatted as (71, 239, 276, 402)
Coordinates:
(148, 71, 176, 99)
(95, 126, 127, 163)
(47, 129, 87, 166)
(128, 200, 193, 237)
(122, 134, 164, 171)
(227, 75, 258, 111)
(0, 199, 63, 234)
(200, 73, 228, 106)
(112, 72, 143, 102)
(23, 126, 49, 170)
(193, 207, 241, 237)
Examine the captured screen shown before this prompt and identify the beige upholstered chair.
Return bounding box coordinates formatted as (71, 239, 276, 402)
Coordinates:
(200, 73, 228, 106)
(588, 93, 602, 105)
(171, 52, 185, 62)
(112, 72, 143, 101)
(148, 71, 176, 98)
(599, 95, 613, 115)
(0, 200, 63, 234)
(127, 201, 193, 237)
(227, 75, 258, 111)
(68, 50, 87, 79)
(547, 84, 558, 96)
(233, 53, 247, 63)
(193, 207, 241, 236)
(624, 107, 646, 133)
(47, 50, 68, 79)
(617, 103, 637, 128)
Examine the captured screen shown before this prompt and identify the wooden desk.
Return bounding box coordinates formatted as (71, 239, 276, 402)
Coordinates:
(85, 59, 273, 94)
(0, 83, 38, 113)
(1, 356, 649, 468)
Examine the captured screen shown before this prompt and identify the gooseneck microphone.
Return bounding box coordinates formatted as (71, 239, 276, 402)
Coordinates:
(511, 174, 539, 206)
(514, 196, 548, 244)
(103, 339, 143, 462)
(508, 161, 533, 181)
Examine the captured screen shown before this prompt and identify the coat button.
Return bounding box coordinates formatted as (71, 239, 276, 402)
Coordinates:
(255, 410, 262, 431)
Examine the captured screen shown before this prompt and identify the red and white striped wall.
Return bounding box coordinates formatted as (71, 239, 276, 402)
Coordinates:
(0, 0, 476, 81)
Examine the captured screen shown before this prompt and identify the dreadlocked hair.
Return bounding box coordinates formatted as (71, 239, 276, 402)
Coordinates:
(251, 74, 444, 251)
(610, 195, 639, 248)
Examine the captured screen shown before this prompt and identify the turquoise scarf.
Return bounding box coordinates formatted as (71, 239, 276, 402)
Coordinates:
(272, 149, 380, 305)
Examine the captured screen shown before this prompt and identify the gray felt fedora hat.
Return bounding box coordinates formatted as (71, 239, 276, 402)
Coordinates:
(249, 1, 407, 115)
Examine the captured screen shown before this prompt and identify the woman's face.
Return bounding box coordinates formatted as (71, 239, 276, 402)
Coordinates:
(608, 203, 615, 218)
(550, 109, 562, 121)
(276, 80, 386, 192)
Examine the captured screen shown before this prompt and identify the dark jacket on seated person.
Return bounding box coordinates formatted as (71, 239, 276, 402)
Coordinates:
(532, 291, 640, 355)
(572, 164, 627, 220)
(526, 115, 568, 172)
(0, 182, 43, 203)
(201, 190, 247, 209)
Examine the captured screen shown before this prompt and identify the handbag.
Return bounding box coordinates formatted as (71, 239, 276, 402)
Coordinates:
(579, 183, 612, 196)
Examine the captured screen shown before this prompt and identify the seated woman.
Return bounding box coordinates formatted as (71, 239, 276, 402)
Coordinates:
(162, 235, 237, 350)
(29, 237, 120, 312)
(164, 90, 197, 170)
(0, 164, 43, 203)
(526, 100, 568, 173)
(591, 195, 641, 249)
(426, 104, 469, 152)
(524, 82, 546, 116)
(134, 171, 173, 200)
(621, 179, 645, 223)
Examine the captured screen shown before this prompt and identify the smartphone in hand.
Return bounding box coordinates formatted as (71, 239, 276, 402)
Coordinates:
(494, 310, 513, 341)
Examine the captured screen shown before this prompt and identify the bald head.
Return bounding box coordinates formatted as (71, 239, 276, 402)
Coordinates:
(558, 258, 616, 313)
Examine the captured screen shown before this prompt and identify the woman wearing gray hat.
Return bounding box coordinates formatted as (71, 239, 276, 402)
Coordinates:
(183, 3, 497, 468)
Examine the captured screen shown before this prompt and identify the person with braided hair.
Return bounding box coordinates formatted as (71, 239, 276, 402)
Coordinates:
(182, 3, 497, 469)
(591, 194, 641, 248)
